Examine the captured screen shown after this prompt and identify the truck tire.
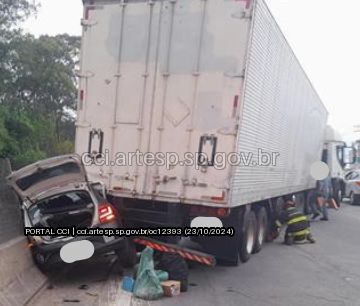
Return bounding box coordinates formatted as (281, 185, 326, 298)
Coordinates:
(272, 197, 284, 218)
(239, 211, 256, 263)
(116, 238, 137, 268)
(303, 192, 310, 215)
(252, 207, 268, 254)
(157, 253, 189, 292)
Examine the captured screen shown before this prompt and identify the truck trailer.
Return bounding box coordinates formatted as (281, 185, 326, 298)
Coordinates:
(75, 0, 328, 264)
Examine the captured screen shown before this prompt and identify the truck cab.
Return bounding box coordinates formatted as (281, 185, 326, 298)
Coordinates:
(322, 126, 355, 204)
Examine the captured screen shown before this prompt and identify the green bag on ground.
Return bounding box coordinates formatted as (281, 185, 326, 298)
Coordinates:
(155, 270, 169, 282)
(133, 247, 164, 300)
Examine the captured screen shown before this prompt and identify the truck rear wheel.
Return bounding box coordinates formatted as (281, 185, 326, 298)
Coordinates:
(252, 207, 268, 254)
(239, 211, 256, 262)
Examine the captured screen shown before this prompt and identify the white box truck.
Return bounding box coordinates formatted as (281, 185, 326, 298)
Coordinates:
(321, 126, 355, 206)
(75, 0, 328, 264)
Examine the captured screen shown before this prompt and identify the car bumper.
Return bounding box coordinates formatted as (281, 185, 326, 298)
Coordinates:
(33, 235, 127, 265)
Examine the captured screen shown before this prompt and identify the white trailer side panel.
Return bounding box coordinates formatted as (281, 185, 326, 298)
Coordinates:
(229, 0, 327, 206)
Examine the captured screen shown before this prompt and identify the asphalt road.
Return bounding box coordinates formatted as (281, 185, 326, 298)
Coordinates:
(27, 201, 360, 306)
(151, 201, 360, 306)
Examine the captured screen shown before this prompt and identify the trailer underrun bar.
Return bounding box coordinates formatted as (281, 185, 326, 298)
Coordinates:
(133, 237, 216, 267)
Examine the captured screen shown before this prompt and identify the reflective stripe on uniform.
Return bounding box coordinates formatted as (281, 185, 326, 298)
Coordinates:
(287, 215, 308, 225)
(276, 220, 282, 227)
(287, 228, 310, 237)
(288, 212, 301, 218)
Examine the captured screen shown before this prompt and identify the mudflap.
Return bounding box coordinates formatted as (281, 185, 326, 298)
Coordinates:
(193, 235, 238, 265)
(191, 209, 242, 265)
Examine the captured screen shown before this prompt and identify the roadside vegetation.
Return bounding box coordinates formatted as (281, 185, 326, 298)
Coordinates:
(0, 1, 79, 169)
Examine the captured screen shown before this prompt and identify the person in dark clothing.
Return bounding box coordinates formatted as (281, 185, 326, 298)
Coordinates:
(306, 189, 322, 219)
(316, 175, 332, 221)
(275, 196, 316, 245)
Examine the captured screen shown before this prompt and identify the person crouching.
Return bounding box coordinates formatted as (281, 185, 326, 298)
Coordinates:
(275, 196, 316, 245)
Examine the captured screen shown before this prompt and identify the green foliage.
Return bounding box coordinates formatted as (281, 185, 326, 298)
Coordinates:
(0, 105, 77, 169)
(0, 104, 75, 169)
(0, 1, 79, 169)
(12, 149, 47, 170)
(54, 140, 75, 156)
(2, 34, 79, 116)
(0, 0, 38, 31)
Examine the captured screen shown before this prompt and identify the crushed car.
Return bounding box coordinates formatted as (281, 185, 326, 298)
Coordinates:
(7, 154, 136, 272)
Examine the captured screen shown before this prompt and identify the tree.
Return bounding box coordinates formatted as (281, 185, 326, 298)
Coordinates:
(0, 1, 80, 168)
(0, 105, 47, 166)
(0, 0, 38, 96)
(0, 0, 37, 31)
(0, 34, 80, 167)
(2, 34, 80, 128)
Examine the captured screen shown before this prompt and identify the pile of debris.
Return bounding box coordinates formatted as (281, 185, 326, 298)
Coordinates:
(121, 247, 189, 300)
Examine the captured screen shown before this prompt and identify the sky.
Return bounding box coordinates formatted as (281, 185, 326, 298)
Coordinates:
(22, 0, 360, 143)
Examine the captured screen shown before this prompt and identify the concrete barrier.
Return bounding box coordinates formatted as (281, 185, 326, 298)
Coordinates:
(0, 158, 22, 244)
(0, 237, 47, 305)
(0, 158, 11, 179)
(0, 158, 47, 305)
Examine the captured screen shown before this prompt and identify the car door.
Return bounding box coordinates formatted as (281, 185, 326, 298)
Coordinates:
(344, 171, 360, 197)
(344, 172, 353, 197)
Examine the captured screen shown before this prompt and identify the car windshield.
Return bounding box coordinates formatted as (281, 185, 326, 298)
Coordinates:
(351, 172, 360, 180)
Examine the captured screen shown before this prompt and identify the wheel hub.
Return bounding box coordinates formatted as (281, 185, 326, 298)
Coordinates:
(246, 224, 255, 254)
(258, 222, 265, 244)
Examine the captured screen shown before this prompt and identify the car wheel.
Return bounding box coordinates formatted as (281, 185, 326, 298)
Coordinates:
(350, 192, 359, 205)
(30, 247, 51, 274)
(239, 211, 256, 262)
(252, 207, 268, 254)
(116, 238, 137, 268)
